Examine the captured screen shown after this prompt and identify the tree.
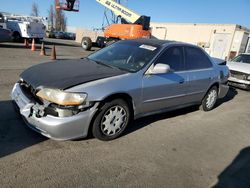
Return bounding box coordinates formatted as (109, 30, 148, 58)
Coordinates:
(47, 2, 67, 32)
(54, 1, 67, 31)
(48, 5, 55, 31)
(55, 8, 62, 31)
(31, 2, 39, 17)
(61, 13, 67, 32)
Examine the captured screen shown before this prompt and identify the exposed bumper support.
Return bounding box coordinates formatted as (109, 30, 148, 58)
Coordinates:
(228, 77, 250, 90)
(11, 83, 98, 140)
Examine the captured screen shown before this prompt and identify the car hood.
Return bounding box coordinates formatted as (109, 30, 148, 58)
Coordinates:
(20, 59, 127, 90)
(227, 61, 250, 74)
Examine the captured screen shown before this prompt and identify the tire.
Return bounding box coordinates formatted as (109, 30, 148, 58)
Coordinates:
(92, 99, 131, 141)
(96, 36, 105, 48)
(81, 37, 92, 51)
(35, 38, 41, 43)
(200, 86, 218, 111)
(12, 32, 22, 42)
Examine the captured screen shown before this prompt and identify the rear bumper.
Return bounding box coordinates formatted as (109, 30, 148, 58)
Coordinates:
(11, 83, 98, 140)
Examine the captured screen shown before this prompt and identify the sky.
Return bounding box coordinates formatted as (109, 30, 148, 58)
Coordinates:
(0, 0, 250, 29)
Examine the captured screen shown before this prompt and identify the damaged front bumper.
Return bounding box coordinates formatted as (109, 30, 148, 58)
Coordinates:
(228, 77, 250, 90)
(11, 83, 98, 140)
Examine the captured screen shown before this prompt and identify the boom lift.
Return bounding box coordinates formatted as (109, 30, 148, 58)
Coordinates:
(81, 0, 151, 50)
(54, 0, 151, 50)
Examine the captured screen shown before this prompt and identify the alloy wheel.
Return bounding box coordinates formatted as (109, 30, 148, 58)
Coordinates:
(100, 105, 127, 136)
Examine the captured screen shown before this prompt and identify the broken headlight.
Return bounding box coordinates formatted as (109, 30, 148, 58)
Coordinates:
(36, 88, 87, 106)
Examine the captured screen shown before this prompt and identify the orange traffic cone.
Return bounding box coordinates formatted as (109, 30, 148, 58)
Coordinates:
(40, 42, 46, 56)
(51, 45, 56, 60)
(24, 39, 29, 48)
(31, 38, 36, 51)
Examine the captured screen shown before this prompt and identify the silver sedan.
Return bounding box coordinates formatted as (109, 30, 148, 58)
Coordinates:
(11, 39, 229, 141)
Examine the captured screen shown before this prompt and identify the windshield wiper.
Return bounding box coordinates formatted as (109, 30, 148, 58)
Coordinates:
(95, 60, 115, 69)
(85, 57, 130, 72)
(88, 58, 121, 69)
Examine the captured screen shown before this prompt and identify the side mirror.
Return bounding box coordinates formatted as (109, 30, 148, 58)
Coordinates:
(148, 63, 171, 74)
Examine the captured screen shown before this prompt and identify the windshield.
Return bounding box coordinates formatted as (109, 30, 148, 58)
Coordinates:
(88, 42, 160, 72)
(231, 54, 250, 64)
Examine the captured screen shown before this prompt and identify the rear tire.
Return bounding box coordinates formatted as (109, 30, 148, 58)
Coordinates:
(35, 38, 41, 43)
(200, 86, 218, 111)
(92, 99, 131, 141)
(81, 37, 92, 51)
(12, 32, 22, 42)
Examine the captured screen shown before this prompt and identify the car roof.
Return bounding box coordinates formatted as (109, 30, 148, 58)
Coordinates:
(125, 38, 196, 48)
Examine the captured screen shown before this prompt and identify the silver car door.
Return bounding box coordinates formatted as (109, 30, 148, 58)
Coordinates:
(184, 46, 215, 102)
(141, 46, 189, 114)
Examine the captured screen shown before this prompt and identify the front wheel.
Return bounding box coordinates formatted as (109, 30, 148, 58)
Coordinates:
(92, 99, 131, 141)
(200, 86, 218, 111)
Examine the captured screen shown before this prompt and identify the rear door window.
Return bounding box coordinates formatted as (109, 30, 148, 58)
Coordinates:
(184, 47, 212, 70)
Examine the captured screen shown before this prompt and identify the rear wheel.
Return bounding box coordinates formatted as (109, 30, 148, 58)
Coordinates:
(35, 38, 41, 43)
(92, 99, 131, 141)
(200, 86, 218, 111)
(12, 32, 22, 42)
(81, 37, 92, 51)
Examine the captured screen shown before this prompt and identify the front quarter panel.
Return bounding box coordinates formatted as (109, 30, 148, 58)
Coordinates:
(66, 73, 143, 114)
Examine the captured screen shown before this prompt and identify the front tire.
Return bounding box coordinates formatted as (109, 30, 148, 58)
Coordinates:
(92, 99, 131, 141)
(200, 86, 218, 111)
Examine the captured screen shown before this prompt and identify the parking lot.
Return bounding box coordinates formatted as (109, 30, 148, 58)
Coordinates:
(0, 39, 250, 188)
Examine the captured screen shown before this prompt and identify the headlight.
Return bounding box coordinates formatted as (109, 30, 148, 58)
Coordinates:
(247, 75, 250, 81)
(36, 88, 87, 106)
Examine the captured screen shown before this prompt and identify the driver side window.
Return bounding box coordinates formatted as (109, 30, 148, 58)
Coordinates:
(155, 46, 184, 72)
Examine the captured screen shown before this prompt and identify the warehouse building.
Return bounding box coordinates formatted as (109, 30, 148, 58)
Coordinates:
(151, 23, 250, 60)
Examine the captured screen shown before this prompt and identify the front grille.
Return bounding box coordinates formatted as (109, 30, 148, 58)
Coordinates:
(230, 70, 247, 80)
